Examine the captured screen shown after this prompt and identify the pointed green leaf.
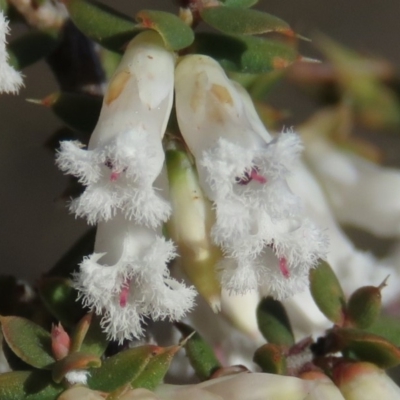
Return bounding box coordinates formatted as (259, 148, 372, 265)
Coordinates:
(8, 32, 59, 70)
(328, 328, 400, 369)
(52, 352, 101, 383)
(0, 316, 55, 369)
(135, 10, 194, 51)
(347, 285, 382, 329)
(220, 0, 258, 7)
(131, 345, 180, 390)
(309, 260, 346, 325)
(253, 343, 287, 374)
(62, 0, 140, 51)
(72, 313, 108, 357)
(38, 277, 85, 328)
(0, 371, 63, 400)
(176, 322, 220, 381)
(256, 297, 294, 347)
(194, 33, 297, 74)
(87, 345, 162, 392)
(201, 7, 294, 37)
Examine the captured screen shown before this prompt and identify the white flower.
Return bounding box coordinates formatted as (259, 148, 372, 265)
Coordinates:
(74, 212, 196, 343)
(0, 11, 23, 94)
(56, 30, 174, 228)
(175, 54, 327, 299)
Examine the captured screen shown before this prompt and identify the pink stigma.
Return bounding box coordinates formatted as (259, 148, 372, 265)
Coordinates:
(250, 169, 267, 184)
(110, 171, 121, 182)
(119, 279, 131, 307)
(279, 257, 290, 278)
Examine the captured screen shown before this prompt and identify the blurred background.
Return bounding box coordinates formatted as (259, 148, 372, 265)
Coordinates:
(0, 0, 399, 283)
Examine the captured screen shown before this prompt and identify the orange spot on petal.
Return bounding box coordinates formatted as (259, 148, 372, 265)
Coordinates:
(210, 84, 233, 106)
(105, 70, 131, 105)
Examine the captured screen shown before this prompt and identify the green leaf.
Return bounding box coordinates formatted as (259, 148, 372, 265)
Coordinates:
(194, 33, 297, 74)
(8, 32, 59, 70)
(220, 0, 258, 7)
(62, 0, 140, 52)
(309, 260, 346, 325)
(366, 315, 400, 347)
(52, 352, 101, 383)
(136, 10, 194, 51)
(38, 277, 85, 328)
(201, 7, 293, 36)
(347, 285, 382, 329)
(0, 316, 55, 369)
(175, 323, 221, 381)
(87, 345, 161, 392)
(256, 297, 294, 347)
(131, 345, 180, 390)
(0, 0, 8, 12)
(328, 328, 400, 369)
(253, 343, 287, 374)
(29, 92, 102, 135)
(0, 370, 62, 400)
(72, 313, 108, 357)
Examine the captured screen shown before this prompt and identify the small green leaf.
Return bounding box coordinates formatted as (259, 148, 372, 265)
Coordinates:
(38, 277, 85, 328)
(131, 345, 180, 390)
(328, 328, 400, 369)
(309, 260, 346, 325)
(253, 343, 287, 374)
(201, 7, 294, 37)
(8, 32, 59, 70)
(87, 345, 161, 392)
(194, 33, 297, 74)
(176, 322, 221, 381)
(0, 370, 63, 400)
(220, 0, 258, 7)
(73, 313, 108, 357)
(256, 297, 294, 347)
(136, 10, 194, 51)
(347, 285, 382, 329)
(52, 352, 101, 383)
(62, 0, 140, 51)
(0, 316, 55, 369)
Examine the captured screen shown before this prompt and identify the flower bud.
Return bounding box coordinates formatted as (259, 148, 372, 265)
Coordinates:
(166, 147, 222, 312)
(51, 323, 70, 360)
(333, 361, 400, 399)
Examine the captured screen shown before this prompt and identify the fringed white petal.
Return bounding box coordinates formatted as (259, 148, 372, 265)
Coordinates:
(0, 11, 23, 94)
(60, 129, 170, 227)
(74, 224, 196, 343)
(56, 141, 101, 185)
